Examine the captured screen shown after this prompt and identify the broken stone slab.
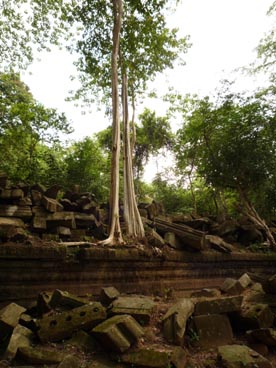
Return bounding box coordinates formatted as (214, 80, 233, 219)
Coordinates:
(46, 212, 76, 229)
(0, 303, 26, 343)
(0, 217, 25, 229)
(111, 296, 155, 325)
(66, 330, 97, 352)
(164, 232, 182, 249)
(50, 289, 88, 310)
(3, 325, 32, 361)
(190, 288, 221, 298)
(194, 295, 243, 316)
(36, 302, 106, 342)
(16, 346, 67, 365)
(36, 291, 53, 316)
(0, 205, 32, 219)
(119, 346, 187, 368)
(42, 196, 63, 213)
(57, 355, 82, 368)
(31, 189, 42, 205)
(56, 226, 71, 237)
(247, 328, 276, 347)
(162, 298, 194, 345)
(238, 273, 252, 289)
(217, 344, 272, 368)
(191, 314, 233, 348)
(205, 234, 234, 253)
(100, 287, 120, 306)
(74, 213, 99, 228)
(240, 303, 274, 329)
(92, 314, 144, 353)
(220, 278, 245, 295)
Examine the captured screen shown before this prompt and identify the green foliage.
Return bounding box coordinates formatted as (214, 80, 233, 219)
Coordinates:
(64, 136, 109, 201)
(0, 72, 72, 183)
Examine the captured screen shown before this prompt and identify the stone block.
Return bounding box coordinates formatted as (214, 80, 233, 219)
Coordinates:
(240, 304, 274, 329)
(32, 215, 47, 231)
(217, 344, 272, 368)
(247, 328, 276, 346)
(192, 314, 233, 348)
(57, 355, 82, 368)
(221, 278, 244, 295)
(0, 217, 25, 229)
(100, 287, 120, 306)
(164, 232, 182, 249)
(0, 205, 32, 219)
(238, 273, 252, 289)
(42, 196, 63, 213)
(191, 288, 221, 298)
(194, 296, 243, 316)
(111, 296, 155, 325)
(46, 211, 76, 229)
(3, 325, 32, 361)
(162, 298, 194, 345)
(120, 347, 187, 368)
(92, 314, 144, 353)
(36, 302, 106, 342)
(67, 330, 96, 352)
(50, 289, 88, 310)
(74, 213, 98, 228)
(0, 303, 26, 343)
(37, 291, 53, 315)
(31, 190, 42, 205)
(16, 346, 67, 365)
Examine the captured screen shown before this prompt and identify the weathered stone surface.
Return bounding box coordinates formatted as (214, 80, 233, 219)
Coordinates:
(50, 289, 88, 310)
(16, 346, 67, 365)
(30, 189, 42, 205)
(194, 296, 243, 316)
(240, 304, 274, 329)
(57, 355, 82, 368)
(67, 330, 96, 352)
(205, 235, 234, 253)
(100, 287, 120, 306)
(120, 347, 187, 368)
(42, 196, 63, 213)
(192, 314, 233, 348)
(221, 278, 244, 295)
(0, 205, 32, 219)
(191, 288, 221, 298)
(37, 291, 52, 315)
(36, 302, 106, 342)
(217, 344, 272, 368)
(238, 273, 252, 289)
(74, 213, 98, 228)
(0, 217, 25, 228)
(146, 229, 165, 247)
(162, 298, 194, 345)
(46, 212, 76, 229)
(247, 328, 276, 346)
(92, 314, 144, 353)
(0, 303, 26, 343)
(111, 296, 155, 325)
(3, 325, 32, 361)
(32, 215, 47, 231)
(164, 232, 182, 249)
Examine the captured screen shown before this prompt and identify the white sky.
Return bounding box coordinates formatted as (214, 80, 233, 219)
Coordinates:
(22, 0, 273, 139)
(21, 0, 273, 180)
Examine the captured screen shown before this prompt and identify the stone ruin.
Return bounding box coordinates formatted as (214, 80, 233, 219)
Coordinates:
(1, 272, 276, 367)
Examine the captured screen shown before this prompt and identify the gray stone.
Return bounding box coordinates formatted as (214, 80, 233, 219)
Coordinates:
(111, 296, 155, 325)
(100, 287, 120, 306)
(191, 288, 221, 298)
(50, 289, 88, 309)
(164, 232, 182, 249)
(16, 346, 67, 365)
(37, 291, 52, 315)
(92, 314, 144, 353)
(221, 278, 244, 295)
(217, 344, 272, 368)
(3, 325, 32, 361)
(57, 355, 82, 368)
(192, 314, 233, 348)
(120, 346, 187, 368)
(240, 303, 274, 329)
(162, 298, 194, 345)
(194, 295, 243, 316)
(0, 303, 26, 343)
(238, 273, 252, 289)
(67, 330, 96, 352)
(247, 328, 276, 346)
(36, 302, 106, 342)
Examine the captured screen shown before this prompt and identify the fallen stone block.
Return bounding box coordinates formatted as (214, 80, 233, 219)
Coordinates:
(67, 330, 97, 352)
(42, 196, 63, 213)
(191, 314, 233, 348)
(32, 215, 47, 231)
(221, 278, 244, 295)
(46, 211, 76, 229)
(217, 344, 272, 368)
(111, 296, 155, 325)
(240, 303, 274, 329)
(100, 287, 120, 306)
(194, 295, 243, 316)
(16, 346, 67, 365)
(50, 289, 88, 310)
(247, 328, 276, 347)
(205, 234, 234, 253)
(164, 232, 182, 249)
(191, 288, 221, 298)
(36, 302, 106, 342)
(92, 314, 144, 353)
(74, 213, 98, 228)
(162, 298, 194, 345)
(0, 303, 26, 343)
(36, 291, 53, 316)
(0, 205, 32, 219)
(0, 217, 25, 229)
(239, 273, 252, 289)
(57, 355, 82, 368)
(3, 325, 32, 361)
(120, 346, 187, 368)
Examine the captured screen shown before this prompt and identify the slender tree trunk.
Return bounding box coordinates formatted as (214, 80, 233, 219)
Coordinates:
(238, 187, 276, 249)
(122, 72, 145, 240)
(100, 0, 124, 246)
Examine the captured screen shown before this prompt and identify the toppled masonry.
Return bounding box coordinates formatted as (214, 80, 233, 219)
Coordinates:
(0, 273, 276, 367)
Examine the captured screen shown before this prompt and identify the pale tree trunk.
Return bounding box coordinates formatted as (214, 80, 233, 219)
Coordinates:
(238, 188, 276, 249)
(122, 72, 145, 240)
(100, 0, 124, 246)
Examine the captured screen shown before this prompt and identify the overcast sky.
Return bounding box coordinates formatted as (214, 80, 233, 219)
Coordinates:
(22, 0, 273, 142)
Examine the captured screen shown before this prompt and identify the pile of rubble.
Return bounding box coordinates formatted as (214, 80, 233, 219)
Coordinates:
(1, 272, 276, 367)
